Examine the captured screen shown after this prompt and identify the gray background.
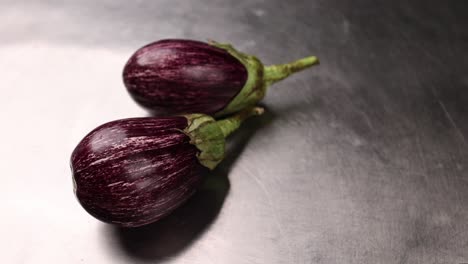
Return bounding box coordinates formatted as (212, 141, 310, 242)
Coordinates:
(1, 0, 468, 263)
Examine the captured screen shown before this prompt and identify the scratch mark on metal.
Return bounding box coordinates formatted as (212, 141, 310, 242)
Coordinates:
(398, 247, 409, 264)
(438, 100, 466, 145)
(358, 109, 375, 132)
(414, 136, 430, 183)
(243, 167, 293, 263)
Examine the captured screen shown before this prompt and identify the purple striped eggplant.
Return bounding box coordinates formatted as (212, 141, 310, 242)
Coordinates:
(71, 107, 263, 227)
(123, 39, 319, 116)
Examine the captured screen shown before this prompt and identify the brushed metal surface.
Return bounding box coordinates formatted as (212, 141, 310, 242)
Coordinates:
(1, 0, 468, 263)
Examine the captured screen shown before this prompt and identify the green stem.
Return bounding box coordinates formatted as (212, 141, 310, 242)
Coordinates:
(216, 107, 264, 138)
(264, 56, 319, 85)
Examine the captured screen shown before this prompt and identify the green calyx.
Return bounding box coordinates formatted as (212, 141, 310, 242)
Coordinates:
(183, 107, 264, 170)
(209, 41, 319, 117)
(209, 41, 265, 117)
(183, 114, 225, 170)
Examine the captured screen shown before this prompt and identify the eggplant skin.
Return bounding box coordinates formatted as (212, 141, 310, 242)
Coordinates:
(70, 117, 208, 227)
(123, 39, 248, 115)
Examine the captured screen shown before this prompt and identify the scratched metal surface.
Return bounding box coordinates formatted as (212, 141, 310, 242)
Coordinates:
(1, 0, 468, 263)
